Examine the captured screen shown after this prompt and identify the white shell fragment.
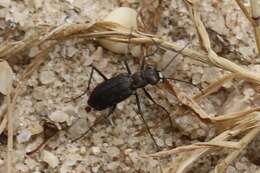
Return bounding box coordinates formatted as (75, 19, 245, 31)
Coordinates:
(48, 110, 69, 123)
(0, 60, 14, 95)
(99, 7, 141, 56)
(41, 150, 59, 168)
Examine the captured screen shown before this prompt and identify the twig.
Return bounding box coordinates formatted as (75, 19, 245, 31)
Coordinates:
(7, 93, 13, 173)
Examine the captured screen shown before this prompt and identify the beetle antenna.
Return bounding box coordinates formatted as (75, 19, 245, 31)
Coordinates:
(163, 77, 202, 91)
(160, 42, 190, 72)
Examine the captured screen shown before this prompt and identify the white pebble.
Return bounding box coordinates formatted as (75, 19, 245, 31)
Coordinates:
(80, 146, 86, 154)
(41, 150, 59, 168)
(17, 129, 32, 143)
(226, 166, 237, 173)
(49, 110, 69, 123)
(68, 118, 88, 137)
(106, 146, 121, 158)
(91, 146, 101, 155)
(39, 70, 56, 84)
(107, 161, 120, 170)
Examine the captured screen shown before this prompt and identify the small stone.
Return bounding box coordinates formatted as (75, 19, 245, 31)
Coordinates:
(39, 70, 56, 85)
(112, 137, 124, 146)
(91, 165, 100, 173)
(226, 166, 237, 173)
(67, 46, 78, 57)
(107, 161, 120, 170)
(28, 46, 40, 57)
(128, 152, 139, 163)
(165, 137, 173, 146)
(155, 137, 164, 147)
(235, 161, 247, 170)
(68, 118, 88, 137)
(0, 159, 4, 165)
(124, 148, 132, 155)
(17, 129, 32, 143)
(0, 0, 11, 8)
(41, 150, 59, 168)
(106, 146, 120, 158)
(48, 110, 69, 123)
(91, 146, 101, 155)
(32, 86, 46, 101)
(243, 87, 255, 97)
(15, 162, 29, 172)
(80, 146, 86, 155)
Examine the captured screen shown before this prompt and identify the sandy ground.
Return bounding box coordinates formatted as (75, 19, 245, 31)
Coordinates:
(0, 0, 259, 173)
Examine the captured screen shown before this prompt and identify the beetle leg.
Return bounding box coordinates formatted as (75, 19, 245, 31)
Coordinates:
(71, 105, 116, 142)
(87, 65, 108, 90)
(64, 65, 108, 103)
(123, 59, 132, 75)
(122, 28, 134, 75)
(134, 93, 160, 151)
(142, 88, 174, 134)
(140, 38, 160, 70)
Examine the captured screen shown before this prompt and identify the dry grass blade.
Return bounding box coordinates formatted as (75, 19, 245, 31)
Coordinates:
(0, 29, 48, 60)
(173, 73, 237, 120)
(161, 116, 259, 173)
(0, 61, 14, 95)
(250, 0, 260, 54)
(0, 116, 7, 135)
(210, 127, 260, 173)
(235, 0, 256, 26)
(162, 129, 236, 173)
(193, 73, 238, 101)
(7, 93, 13, 173)
(213, 107, 260, 123)
(184, 0, 260, 83)
(163, 80, 213, 122)
(148, 141, 240, 158)
(235, 0, 260, 54)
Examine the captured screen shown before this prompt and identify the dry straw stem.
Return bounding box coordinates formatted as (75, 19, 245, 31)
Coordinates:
(0, 27, 49, 59)
(154, 1, 260, 173)
(6, 93, 13, 173)
(148, 140, 241, 157)
(1, 21, 260, 82)
(152, 115, 260, 173)
(211, 127, 260, 173)
(250, 0, 260, 54)
(235, 0, 260, 54)
(164, 78, 260, 126)
(160, 129, 240, 173)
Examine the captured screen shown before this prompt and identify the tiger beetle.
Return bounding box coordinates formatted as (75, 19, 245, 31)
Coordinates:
(71, 37, 192, 151)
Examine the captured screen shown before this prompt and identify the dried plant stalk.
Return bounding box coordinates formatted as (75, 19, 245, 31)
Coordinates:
(235, 0, 260, 54)
(7, 93, 13, 173)
(193, 73, 238, 101)
(251, 0, 260, 54)
(210, 127, 260, 173)
(235, 0, 256, 25)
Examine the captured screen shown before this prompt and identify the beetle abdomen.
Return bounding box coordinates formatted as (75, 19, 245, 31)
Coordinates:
(88, 73, 133, 110)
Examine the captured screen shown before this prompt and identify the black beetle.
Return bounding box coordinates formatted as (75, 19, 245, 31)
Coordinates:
(71, 40, 192, 150)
